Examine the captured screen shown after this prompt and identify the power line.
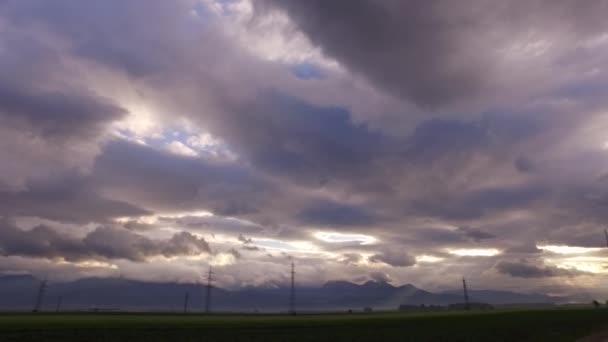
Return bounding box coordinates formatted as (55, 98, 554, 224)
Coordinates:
(204, 266, 213, 313)
(462, 277, 470, 311)
(289, 261, 296, 315)
(33, 277, 47, 313)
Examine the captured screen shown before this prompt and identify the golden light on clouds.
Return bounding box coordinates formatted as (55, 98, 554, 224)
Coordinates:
(416, 255, 445, 263)
(537, 245, 602, 254)
(313, 231, 377, 245)
(447, 248, 501, 257)
(546, 256, 607, 274)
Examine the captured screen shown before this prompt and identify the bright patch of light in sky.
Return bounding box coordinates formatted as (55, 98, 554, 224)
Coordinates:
(313, 231, 377, 245)
(537, 245, 602, 254)
(187, 133, 221, 149)
(118, 102, 162, 138)
(165, 140, 199, 157)
(416, 255, 445, 263)
(210, 252, 237, 266)
(547, 256, 607, 274)
(56, 259, 118, 269)
(208, 0, 339, 68)
(115, 210, 214, 225)
(447, 248, 501, 257)
(253, 238, 341, 259)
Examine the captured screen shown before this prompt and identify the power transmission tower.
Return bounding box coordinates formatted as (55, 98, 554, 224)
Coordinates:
(462, 277, 470, 311)
(289, 261, 296, 315)
(33, 278, 47, 312)
(56, 296, 62, 313)
(183, 292, 189, 314)
(204, 267, 213, 314)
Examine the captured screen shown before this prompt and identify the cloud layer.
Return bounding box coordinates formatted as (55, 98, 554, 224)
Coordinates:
(1, 0, 608, 296)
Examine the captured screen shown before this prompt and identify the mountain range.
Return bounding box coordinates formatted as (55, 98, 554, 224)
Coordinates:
(0, 275, 575, 312)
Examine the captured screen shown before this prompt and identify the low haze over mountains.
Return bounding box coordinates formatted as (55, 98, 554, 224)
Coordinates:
(0, 275, 577, 312)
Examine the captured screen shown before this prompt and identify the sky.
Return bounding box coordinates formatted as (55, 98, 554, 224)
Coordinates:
(1, 0, 608, 297)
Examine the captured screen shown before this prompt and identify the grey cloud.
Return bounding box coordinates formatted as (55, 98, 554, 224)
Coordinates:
(341, 253, 363, 265)
(213, 93, 394, 188)
(412, 184, 548, 221)
(160, 231, 211, 257)
(404, 225, 496, 247)
(296, 200, 380, 227)
(504, 243, 543, 255)
(0, 19, 128, 190)
(228, 248, 242, 259)
(514, 156, 535, 173)
(369, 271, 392, 283)
(0, 176, 150, 224)
(495, 259, 587, 278)
(0, 220, 210, 262)
(1, 0, 608, 296)
(0, 82, 126, 140)
(1, 0, 194, 77)
(94, 140, 276, 218)
(261, 0, 608, 110)
(370, 248, 416, 267)
(238, 234, 253, 244)
(457, 227, 495, 242)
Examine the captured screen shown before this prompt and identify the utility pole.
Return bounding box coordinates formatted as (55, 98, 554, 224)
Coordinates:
(462, 277, 470, 311)
(33, 278, 47, 313)
(55, 296, 62, 313)
(183, 292, 189, 314)
(604, 229, 608, 248)
(204, 267, 213, 314)
(289, 261, 296, 315)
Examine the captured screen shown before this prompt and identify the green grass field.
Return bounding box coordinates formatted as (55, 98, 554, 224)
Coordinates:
(0, 308, 607, 341)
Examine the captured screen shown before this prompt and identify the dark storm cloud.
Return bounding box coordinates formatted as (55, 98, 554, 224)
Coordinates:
(0, 219, 210, 262)
(238, 234, 253, 244)
(514, 156, 535, 173)
(457, 227, 495, 242)
(260, 0, 608, 109)
(84, 228, 211, 261)
(94, 139, 275, 217)
(341, 253, 363, 265)
(296, 200, 379, 227)
(216, 93, 394, 186)
(369, 248, 416, 267)
(495, 259, 588, 278)
(434, 185, 548, 220)
(0, 0, 607, 293)
(398, 225, 496, 248)
(0, 176, 150, 224)
(2, 0, 561, 224)
(0, 16, 131, 191)
(0, 11, 127, 140)
(0, 0, 192, 77)
(0, 82, 126, 140)
(404, 119, 490, 161)
(227, 248, 242, 259)
(369, 271, 392, 283)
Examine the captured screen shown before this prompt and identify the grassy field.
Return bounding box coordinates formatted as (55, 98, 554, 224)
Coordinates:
(0, 308, 607, 341)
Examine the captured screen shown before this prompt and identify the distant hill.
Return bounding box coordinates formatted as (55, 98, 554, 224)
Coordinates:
(0, 275, 572, 312)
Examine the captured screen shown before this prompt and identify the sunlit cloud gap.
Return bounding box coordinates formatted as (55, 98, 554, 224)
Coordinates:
(446, 248, 501, 257)
(537, 245, 603, 254)
(416, 255, 445, 263)
(313, 231, 377, 245)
